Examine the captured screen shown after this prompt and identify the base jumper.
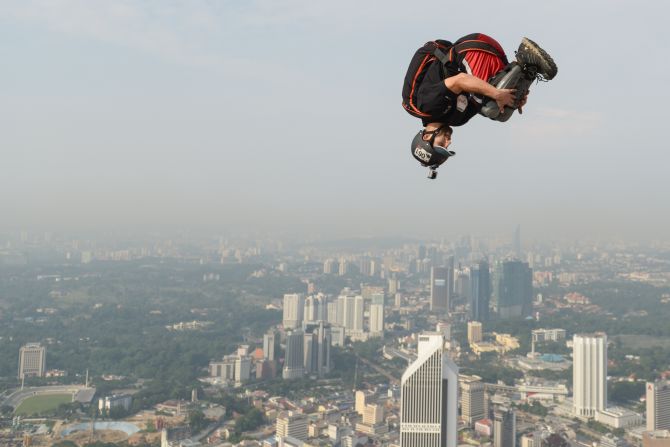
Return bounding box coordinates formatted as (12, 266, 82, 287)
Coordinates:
(402, 33, 557, 178)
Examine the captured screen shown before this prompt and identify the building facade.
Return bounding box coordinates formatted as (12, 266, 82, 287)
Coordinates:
(283, 293, 305, 329)
(400, 333, 458, 447)
(493, 407, 516, 447)
(461, 378, 486, 426)
(573, 333, 607, 418)
(18, 343, 46, 379)
(648, 380, 670, 431)
(498, 261, 532, 318)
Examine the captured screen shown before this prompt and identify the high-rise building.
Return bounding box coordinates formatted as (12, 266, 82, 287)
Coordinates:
(338, 294, 364, 334)
(323, 259, 338, 275)
(573, 333, 607, 418)
(430, 267, 449, 312)
(18, 343, 46, 379)
(493, 406, 516, 447)
(303, 321, 332, 377)
(647, 380, 670, 431)
(304, 295, 317, 323)
(467, 321, 483, 344)
(470, 260, 491, 322)
(355, 390, 373, 416)
(369, 303, 384, 337)
(283, 293, 305, 329)
(363, 403, 385, 425)
(400, 333, 458, 447)
(498, 261, 532, 318)
(276, 412, 309, 441)
(283, 330, 305, 379)
(263, 332, 276, 361)
(461, 378, 486, 425)
(338, 258, 350, 276)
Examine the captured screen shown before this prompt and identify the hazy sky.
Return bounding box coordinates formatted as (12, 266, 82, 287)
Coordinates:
(1, 0, 668, 240)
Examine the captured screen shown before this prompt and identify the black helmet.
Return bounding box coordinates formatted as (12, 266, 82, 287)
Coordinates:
(410, 127, 455, 179)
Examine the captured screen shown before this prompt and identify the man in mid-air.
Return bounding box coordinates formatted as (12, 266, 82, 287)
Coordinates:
(402, 33, 557, 178)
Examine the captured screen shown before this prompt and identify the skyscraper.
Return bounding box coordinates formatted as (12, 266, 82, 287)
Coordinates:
(283, 329, 305, 379)
(573, 333, 607, 418)
(18, 343, 46, 379)
(338, 294, 364, 334)
(493, 406, 516, 447)
(461, 378, 486, 425)
(369, 303, 384, 337)
(400, 333, 458, 447)
(498, 261, 533, 318)
(647, 380, 670, 431)
(303, 321, 332, 377)
(263, 331, 276, 361)
(470, 260, 491, 322)
(430, 267, 449, 312)
(283, 293, 305, 329)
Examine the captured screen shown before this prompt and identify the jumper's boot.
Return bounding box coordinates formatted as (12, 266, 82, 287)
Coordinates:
(515, 37, 557, 80)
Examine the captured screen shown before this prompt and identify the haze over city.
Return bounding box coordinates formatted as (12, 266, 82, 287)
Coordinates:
(2, 3, 670, 447)
(2, 0, 669, 240)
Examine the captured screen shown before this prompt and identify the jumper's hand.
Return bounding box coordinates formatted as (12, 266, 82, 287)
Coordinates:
(494, 88, 516, 114)
(518, 90, 530, 114)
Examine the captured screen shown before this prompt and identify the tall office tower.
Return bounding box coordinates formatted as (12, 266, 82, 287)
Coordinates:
(359, 258, 372, 276)
(370, 291, 385, 305)
(418, 245, 427, 260)
(355, 390, 370, 416)
(304, 295, 318, 322)
(283, 330, 305, 379)
(513, 225, 521, 258)
(455, 270, 471, 301)
(430, 267, 449, 312)
(234, 356, 251, 384)
(283, 293, 304, 329)
(263, 332, 276, 361)
(369, 303, 384, 337)
(400, 333, 458, 447)
(338, 258, 349, 276)
(18, 343, 46, 379)
(303, 321, 332, 377)
(470, 260, 491, 322)
(316, 294, 327, 321)
(493, 407, 516, 447)
(395, 293, 403, 309)
(647, 380, 670, 431)
(276, 412, 309, 441)
(461, 378, 486, 426)
(389, 276, 399, 294)
(363, 403, 385, 425)
(323, 259, 338, 274)
(467, 321, 483, 344)
(327, 301, 339, 325)
(573, 333, 608, 417)
(353, 295, 364, 332)
(498, 261, 533, 318)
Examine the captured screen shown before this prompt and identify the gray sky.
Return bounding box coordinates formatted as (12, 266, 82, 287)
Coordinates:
(1, 0, 668, 241)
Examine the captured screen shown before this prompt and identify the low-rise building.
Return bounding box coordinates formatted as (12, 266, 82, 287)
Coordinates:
(98, 394, 132, 412)
(595, 406, 643, 429)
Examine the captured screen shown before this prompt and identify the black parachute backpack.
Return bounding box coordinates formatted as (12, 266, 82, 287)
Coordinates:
(402, 35, 509, 119)
(402, 40, 454, 119)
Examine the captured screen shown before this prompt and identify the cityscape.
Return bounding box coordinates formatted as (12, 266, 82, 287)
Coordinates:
(1, 229, 670, 447)
(3, 1, 670, 447)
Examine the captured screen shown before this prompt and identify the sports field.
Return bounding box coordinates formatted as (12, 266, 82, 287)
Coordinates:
(14, 393, 72, 415)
